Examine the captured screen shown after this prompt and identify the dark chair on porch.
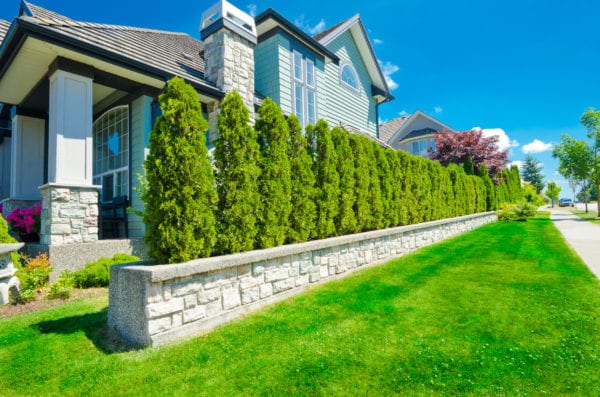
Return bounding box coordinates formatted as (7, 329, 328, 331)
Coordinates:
(99, 195, 129, 239)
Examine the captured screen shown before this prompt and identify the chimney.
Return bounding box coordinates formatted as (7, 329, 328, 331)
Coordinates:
(201, 1, 257, 120)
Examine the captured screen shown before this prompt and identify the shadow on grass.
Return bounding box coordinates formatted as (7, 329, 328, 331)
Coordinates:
(30, 309, 142, 354)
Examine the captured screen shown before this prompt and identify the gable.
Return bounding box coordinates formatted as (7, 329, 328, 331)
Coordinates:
(387, 111, 456, 148)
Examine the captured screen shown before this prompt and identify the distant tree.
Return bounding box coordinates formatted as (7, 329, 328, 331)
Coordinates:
(552, 134, 593, 212)
(287, 115, 316, 243)
(214, 90, 261, 254)
(142, 77, 217, 263)
(521, 155, 545, 194)
(546, 181, 561, 207)
(580, 108, 600, 216)
(432, 129, 508, 178)
(255, 98, 292, 248)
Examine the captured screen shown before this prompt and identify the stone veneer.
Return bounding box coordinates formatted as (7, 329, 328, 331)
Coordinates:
(203, 29, 256, 122)
(39, 184, 99, 246)
(109, 212, 497, 347)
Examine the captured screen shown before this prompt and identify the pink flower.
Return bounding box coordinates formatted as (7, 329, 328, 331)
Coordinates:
(6, 204, 41, 234)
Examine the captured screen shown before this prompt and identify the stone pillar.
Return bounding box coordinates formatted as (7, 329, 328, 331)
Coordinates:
(201, 0, 257, 121)
(10, 114, 45, 199)
(43, 68, 99, 245)
(39, 184, 98, 245)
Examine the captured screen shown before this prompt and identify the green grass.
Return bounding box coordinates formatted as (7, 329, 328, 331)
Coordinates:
(1, 216, 599, 396)
(571, 209, 600, 225)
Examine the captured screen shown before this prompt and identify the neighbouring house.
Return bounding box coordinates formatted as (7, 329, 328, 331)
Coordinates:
(0, 0, 393, 269)
(380, 110, 456, 158)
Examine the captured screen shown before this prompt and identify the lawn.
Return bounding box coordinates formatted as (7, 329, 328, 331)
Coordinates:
(571, 209, 600, 225)
(1, 215, 599, 396)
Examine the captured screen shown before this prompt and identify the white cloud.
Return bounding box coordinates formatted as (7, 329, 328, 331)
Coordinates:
(523, 139, 553, 154)
(246, 4, 257, 17)
(399, 110, 409, 116)
(294, 15, 326, 35)
(434, 106, 443, 114)
(511, 160, 524, 170)
(379, 60, 399, 90)
(373, 38, 383, 45)
(474, 127, 519, 151)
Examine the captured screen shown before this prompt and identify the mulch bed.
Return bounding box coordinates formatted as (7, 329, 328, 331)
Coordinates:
(0, 287, 108, 319)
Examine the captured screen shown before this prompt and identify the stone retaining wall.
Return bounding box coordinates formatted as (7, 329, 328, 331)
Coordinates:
(109, 212, 497, 347)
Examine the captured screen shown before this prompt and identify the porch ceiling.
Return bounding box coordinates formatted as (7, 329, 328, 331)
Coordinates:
(0, 36, 166, 106)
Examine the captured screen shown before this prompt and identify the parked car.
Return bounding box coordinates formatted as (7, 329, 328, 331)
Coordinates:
(558, 198, 573, 207)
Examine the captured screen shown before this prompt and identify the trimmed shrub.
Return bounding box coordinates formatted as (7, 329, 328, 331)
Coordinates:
(73, 254, 140, 288)
(313, 120, 340, 239)
(142, 77, 217, 263)
(214, 90, 261, 254)
(0, 213, 16, 244)
(497, 201, 536, 222)
(331, 126, 357, 234)
(376, 147, 393, 228)
(255, 98, 292, 248)
(287, 115, 317, 243)
(349, 134, 371, 231)
(366, 141, 384, 229)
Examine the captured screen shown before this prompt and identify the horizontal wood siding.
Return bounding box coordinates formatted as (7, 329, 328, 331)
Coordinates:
(254, 35, 281, 105)
(129, 96, 153, 238)
(321, 31, 378, 136)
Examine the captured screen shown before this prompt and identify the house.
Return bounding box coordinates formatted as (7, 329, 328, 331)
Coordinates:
(0, 1, 393, 267)
(379, 110, 456, 157)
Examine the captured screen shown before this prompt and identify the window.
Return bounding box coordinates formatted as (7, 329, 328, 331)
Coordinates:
(411, 139, 436, 157)
(292, 51, 317, 128)
(93, 105, 129, 202)
(340, 62, 359, 91)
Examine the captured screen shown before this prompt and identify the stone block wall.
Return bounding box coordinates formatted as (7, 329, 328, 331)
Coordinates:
(109, 212, 497, 347)
(39, 184, 99, 245)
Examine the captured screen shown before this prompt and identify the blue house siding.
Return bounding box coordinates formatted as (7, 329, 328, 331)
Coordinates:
(321, 31, 378, 136)
(255, 34, 282, 105)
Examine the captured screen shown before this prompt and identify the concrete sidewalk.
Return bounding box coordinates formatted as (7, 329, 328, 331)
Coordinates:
(549, 209, 600, 279)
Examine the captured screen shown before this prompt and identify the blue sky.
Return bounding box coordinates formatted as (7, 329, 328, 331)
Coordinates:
(2, 0, 599, 196)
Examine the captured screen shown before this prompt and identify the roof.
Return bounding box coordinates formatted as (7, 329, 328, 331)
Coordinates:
(313, 14, 392, 102)
(3, 1, 220, 96)
(0, 20, 10, 44)
(386, 110, 457, 147)
(340, 122, 392, 149)
(379, 115, 410, 143)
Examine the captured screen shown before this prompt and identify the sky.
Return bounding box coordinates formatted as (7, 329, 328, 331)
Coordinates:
(2, 0, 599, 197)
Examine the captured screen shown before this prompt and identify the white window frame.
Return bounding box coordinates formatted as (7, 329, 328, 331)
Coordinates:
(93, 105, 129, 202)
(291, 51, 318, 128)
(340, 61, 360, 92)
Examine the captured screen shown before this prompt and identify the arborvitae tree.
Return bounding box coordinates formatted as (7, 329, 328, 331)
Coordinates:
(287, 115, 316, 243)
(313, 120, 340, 238)
(349, 135, 371, 232)
(463, 155, 475, 175)
(428, 161, 444, 220)
(438, 164, 455, 218)
(255, 98, 292, 248)
(478, 163, 496, 210)
(386, 149, 404, 226)
(511, 165, 523, 201)
(397, 151, 417, 223)
(142, 77, 217, 263)
(214, 90, 261, 254)
(375, 147, 393, 228)
(331, 127, 357, 234)
(366, 141, 384, 229)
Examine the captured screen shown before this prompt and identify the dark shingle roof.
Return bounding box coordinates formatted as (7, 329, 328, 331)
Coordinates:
(313, 18, 348, 41)
(0, 20, 10, 44)
(379, 115, 410, 143)
(18, 2, 214, 92)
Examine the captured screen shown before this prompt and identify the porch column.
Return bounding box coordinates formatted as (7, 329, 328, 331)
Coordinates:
(10, 114, 45, 200)
(40, 69, 99, 246)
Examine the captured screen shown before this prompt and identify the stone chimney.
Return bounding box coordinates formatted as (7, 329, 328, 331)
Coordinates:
(201, 1, 257, 120)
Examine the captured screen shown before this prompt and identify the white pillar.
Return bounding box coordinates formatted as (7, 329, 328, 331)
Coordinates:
(10, 115, 45, 199)
(47, 69, 93, 185)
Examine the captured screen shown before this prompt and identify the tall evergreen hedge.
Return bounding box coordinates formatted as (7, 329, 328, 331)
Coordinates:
(331, 126, 357, 234)
(255, 98, 292, 248)
(214, 90, 261, 254)
(313, 120, 340, 239)
(142, 77, 217, 263)
(287, 115, 316, 243)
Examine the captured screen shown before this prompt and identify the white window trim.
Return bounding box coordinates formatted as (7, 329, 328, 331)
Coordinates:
(291, 52, 318, 127)
(305, 59, 315, 89)
(339, 61, 360, 93)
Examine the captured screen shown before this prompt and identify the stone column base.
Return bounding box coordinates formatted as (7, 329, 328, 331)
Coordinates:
(39, 184, 100, 246)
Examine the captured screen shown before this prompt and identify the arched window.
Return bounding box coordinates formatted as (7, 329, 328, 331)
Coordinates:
(340, 62, 360, 91)
(93, 105, 129, 202)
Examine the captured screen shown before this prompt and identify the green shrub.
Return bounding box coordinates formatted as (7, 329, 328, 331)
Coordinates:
(0, 213, 16, 244)
(73, 254, 140, 288)
(497, 201, 536, 222)
(47, 282, 71, 300)
(142, 77, 218, 263)
(313, 120, 340, 239)
(13, 253, 52, 303)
